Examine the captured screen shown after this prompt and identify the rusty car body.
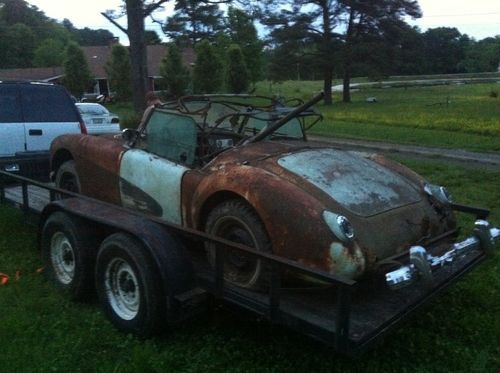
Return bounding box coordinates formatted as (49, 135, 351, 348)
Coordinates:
(49, 93, 498, 290)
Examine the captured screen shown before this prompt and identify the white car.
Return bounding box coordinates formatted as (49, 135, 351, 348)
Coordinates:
(76, 103, 120, 135)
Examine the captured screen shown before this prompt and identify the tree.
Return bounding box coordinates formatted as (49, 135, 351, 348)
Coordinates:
(159, 44, 191, 97)
(62, 43, 92, 99)
(145, 30, 162, 44)
(461, 36, 500, 73)
(337, 1, 421, 102)
(193, 40, 223, 93)
(226, 7, 263, 83)
(0, 23, 36, 68)
(102, 1, 231, 113)
(258, 0, 421, 104)
(225, 44, 250, 93)
(163, 0, 224, 45)
(422, 27, 469, 74)
(33, 39, 66, 67)
(393, 24, 426, 75)
(105, 44, 133, 101)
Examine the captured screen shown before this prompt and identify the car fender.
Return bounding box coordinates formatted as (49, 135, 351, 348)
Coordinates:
(190, 164, 366, 278)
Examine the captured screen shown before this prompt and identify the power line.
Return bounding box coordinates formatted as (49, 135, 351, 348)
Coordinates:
(423, 12, 500, 18)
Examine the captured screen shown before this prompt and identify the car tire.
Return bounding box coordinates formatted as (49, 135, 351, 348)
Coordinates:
(95, 233, 165, 337)
(55, 160, 80, 197)
(40, 211, 97, 300)
(205, 199, 271, 290)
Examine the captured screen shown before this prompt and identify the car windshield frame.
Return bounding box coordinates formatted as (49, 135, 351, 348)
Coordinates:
(163, 94, 322, 142)
(138, 94, 323, 168)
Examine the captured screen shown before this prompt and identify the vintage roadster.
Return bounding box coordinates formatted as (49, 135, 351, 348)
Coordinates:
(49, 93, 498, 291)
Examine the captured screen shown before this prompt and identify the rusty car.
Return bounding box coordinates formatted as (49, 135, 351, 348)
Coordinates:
(48, 92, 498, 296)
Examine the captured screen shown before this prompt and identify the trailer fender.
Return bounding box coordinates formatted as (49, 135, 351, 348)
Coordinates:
(39, 198, 195, 320)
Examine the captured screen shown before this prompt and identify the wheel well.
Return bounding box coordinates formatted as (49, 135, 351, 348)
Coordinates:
(198, 191, 261, 231)
(51, 149, 73, 174)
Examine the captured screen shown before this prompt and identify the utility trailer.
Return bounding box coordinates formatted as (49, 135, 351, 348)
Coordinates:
(0, 170, 498, 356)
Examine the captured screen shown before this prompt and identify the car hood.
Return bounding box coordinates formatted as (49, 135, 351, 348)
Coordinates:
(212, 141, 422, 218)
(276, 148, 422, 217)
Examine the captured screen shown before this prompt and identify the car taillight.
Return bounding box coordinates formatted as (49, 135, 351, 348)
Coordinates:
(79, 120, 88, 134)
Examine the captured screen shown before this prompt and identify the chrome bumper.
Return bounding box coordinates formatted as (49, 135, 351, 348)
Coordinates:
(386, 220, 499, 290)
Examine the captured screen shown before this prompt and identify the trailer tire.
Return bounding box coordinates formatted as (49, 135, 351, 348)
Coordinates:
(55, 160, 80, 198)
(205, 199, 271, 290)
(41, 211, 96, 300)
(95, 233, 165, 337)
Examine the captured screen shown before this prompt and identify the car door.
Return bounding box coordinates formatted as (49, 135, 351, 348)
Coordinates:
(21, 84, 81, 152)
(0, 83, 25, 157)
(119, 110, 198, 224)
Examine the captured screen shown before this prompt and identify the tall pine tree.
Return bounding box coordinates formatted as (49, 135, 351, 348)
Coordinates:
(105, 44, 132, 101)
(193, 40, 223, 93)
(160, 44, 191, 97)
(62, 42, 92, 99)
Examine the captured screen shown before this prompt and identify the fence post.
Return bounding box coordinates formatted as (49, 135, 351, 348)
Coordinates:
(21, 180, 29, 215)
(0, 172, 5, 204)
(269, 262, 282, 322)
(214, 245, 225, 298)
(334, 285, 352, 352)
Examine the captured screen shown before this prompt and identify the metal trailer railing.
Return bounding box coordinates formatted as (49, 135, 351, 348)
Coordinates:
(0, 170, 494, 355)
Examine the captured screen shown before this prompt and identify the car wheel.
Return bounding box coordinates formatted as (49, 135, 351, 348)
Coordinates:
(205, 199, 271, 290)
(40, 211, 96, 300)
(95, 233, 165, 337)
(55, 160, 80, 197)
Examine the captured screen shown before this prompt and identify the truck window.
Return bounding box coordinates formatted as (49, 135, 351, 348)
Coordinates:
(20, 85, 79, 123)
(0, 84, 22, 122)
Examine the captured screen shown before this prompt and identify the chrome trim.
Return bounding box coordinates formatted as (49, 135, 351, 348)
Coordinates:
(424, 183, 452, 204)
(386, 220, 498, 290)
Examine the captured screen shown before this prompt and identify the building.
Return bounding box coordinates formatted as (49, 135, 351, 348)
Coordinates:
(0, 45, 195, 96)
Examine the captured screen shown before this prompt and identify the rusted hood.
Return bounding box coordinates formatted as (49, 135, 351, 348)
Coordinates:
(212, 142, 422, 217)
(276, 148, 422, 217)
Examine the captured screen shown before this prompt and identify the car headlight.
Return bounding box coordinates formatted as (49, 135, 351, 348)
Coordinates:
(424, 183, 453, 205)
(323, 211, 355, 242)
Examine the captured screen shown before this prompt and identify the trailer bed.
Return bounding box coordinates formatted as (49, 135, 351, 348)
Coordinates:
(0, 170, 493, 355)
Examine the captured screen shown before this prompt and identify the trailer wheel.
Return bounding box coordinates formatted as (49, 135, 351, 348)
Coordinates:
(41, 211, 96, 300)
(205, 199, 271, 290)
(55, 160, 80, 197)
(95, 233, 165, 337)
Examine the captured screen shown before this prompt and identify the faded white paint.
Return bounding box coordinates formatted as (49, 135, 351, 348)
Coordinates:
(278, 149, 421, 217)
(119, 149, 189, 224)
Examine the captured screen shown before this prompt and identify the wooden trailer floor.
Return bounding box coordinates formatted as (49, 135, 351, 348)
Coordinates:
(4, 184, 51, 213)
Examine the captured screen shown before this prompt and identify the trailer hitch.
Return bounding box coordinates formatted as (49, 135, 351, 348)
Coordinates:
(386, 220, 499, 290)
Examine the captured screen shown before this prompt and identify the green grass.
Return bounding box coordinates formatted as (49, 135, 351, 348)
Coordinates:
(104, 81, 500, 152)
(0, 159, 498, 371)
(255, 81, 500, 153)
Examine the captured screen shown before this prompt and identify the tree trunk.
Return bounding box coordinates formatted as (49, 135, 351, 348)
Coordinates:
(323, 68, 333, 105)
(126, 0, 148, 113)
(321, 1, 332, 106)
(342, 61, 351, 103)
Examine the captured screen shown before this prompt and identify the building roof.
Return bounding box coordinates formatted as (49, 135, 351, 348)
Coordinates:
(0, 45, 195, 82)
(0, 67, 63, 82)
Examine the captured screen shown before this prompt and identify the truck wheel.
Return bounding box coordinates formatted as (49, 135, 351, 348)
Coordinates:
(55, 160, 80, 197)
(41, 211, 96, 300)
(95, 233, 165, 337)
(205, 199, 271, 290)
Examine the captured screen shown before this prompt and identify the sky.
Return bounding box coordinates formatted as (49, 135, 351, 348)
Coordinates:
(27, 0, 500, 44)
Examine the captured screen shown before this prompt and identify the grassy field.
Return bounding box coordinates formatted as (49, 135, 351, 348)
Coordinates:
(0, 159, 498, 371)
(254, 81, 500, 153)
(108, 81, 500, 153)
